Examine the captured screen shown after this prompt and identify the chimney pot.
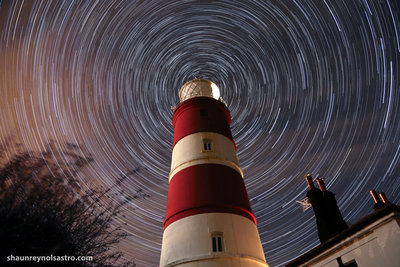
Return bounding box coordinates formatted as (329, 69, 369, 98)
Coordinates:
(379, 192, 389, 204)
(305, 174, 315, 189)
(316, 177, 326, 191)
(370, 189, 381, 204)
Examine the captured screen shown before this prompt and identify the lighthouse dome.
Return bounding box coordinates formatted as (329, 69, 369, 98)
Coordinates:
(179, 79, 220, 102)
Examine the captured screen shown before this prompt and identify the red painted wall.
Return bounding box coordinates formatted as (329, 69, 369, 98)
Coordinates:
(172, 97, 234, 147)
(164, 164, 256, 229)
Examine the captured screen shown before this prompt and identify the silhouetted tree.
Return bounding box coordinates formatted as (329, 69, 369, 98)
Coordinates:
(0, 140, 136, 266)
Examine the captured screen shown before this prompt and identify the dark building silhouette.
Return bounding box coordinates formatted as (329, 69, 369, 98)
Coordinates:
(305, 175, 348, 243)
(286, 176, 400, 267)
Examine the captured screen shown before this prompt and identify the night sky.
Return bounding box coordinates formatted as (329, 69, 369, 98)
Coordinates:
(1, 0, 399, 266)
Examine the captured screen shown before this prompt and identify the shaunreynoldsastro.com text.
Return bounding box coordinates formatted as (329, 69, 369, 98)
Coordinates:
(7, 254, 93, 263)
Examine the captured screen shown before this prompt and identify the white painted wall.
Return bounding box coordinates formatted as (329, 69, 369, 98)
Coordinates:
(169, 132, 242, 181)
(300, 212, 400, 267)
(160, 213, 268, 267)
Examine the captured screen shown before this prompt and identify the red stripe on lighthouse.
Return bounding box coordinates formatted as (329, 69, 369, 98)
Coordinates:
(164, 164, 256, 229)
(172, 97, 235, 147)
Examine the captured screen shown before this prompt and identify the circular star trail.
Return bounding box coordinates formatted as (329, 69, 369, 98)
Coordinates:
(1, 0, 399, 266)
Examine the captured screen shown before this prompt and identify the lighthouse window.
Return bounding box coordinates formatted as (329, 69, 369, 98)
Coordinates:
(336, 257, 358, 267)
(203, 139, 212, 151)
(211, 232, 224, 252)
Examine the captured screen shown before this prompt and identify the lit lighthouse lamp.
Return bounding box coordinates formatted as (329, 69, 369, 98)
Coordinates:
(160, 79, 268, 266)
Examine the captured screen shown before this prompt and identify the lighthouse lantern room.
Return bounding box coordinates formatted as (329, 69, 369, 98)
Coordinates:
(160, 79, 268, 267)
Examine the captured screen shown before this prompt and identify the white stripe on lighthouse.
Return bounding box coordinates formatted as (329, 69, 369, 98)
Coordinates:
(160, 212, 267, 267)
(169, 132, 242, 182)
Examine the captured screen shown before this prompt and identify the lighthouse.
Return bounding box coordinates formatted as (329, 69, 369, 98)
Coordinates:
(160, 79, 268, 267)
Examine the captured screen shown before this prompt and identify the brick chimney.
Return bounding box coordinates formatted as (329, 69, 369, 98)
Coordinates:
(370, 189, 392, 211)
(305, 174, 348, 243)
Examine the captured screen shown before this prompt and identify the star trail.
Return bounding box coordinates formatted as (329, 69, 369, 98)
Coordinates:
(0, 0, 399, 266)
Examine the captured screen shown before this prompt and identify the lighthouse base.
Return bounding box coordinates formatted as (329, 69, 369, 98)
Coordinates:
(160, 213, 268, 267)
(163, 256, 268, 267)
